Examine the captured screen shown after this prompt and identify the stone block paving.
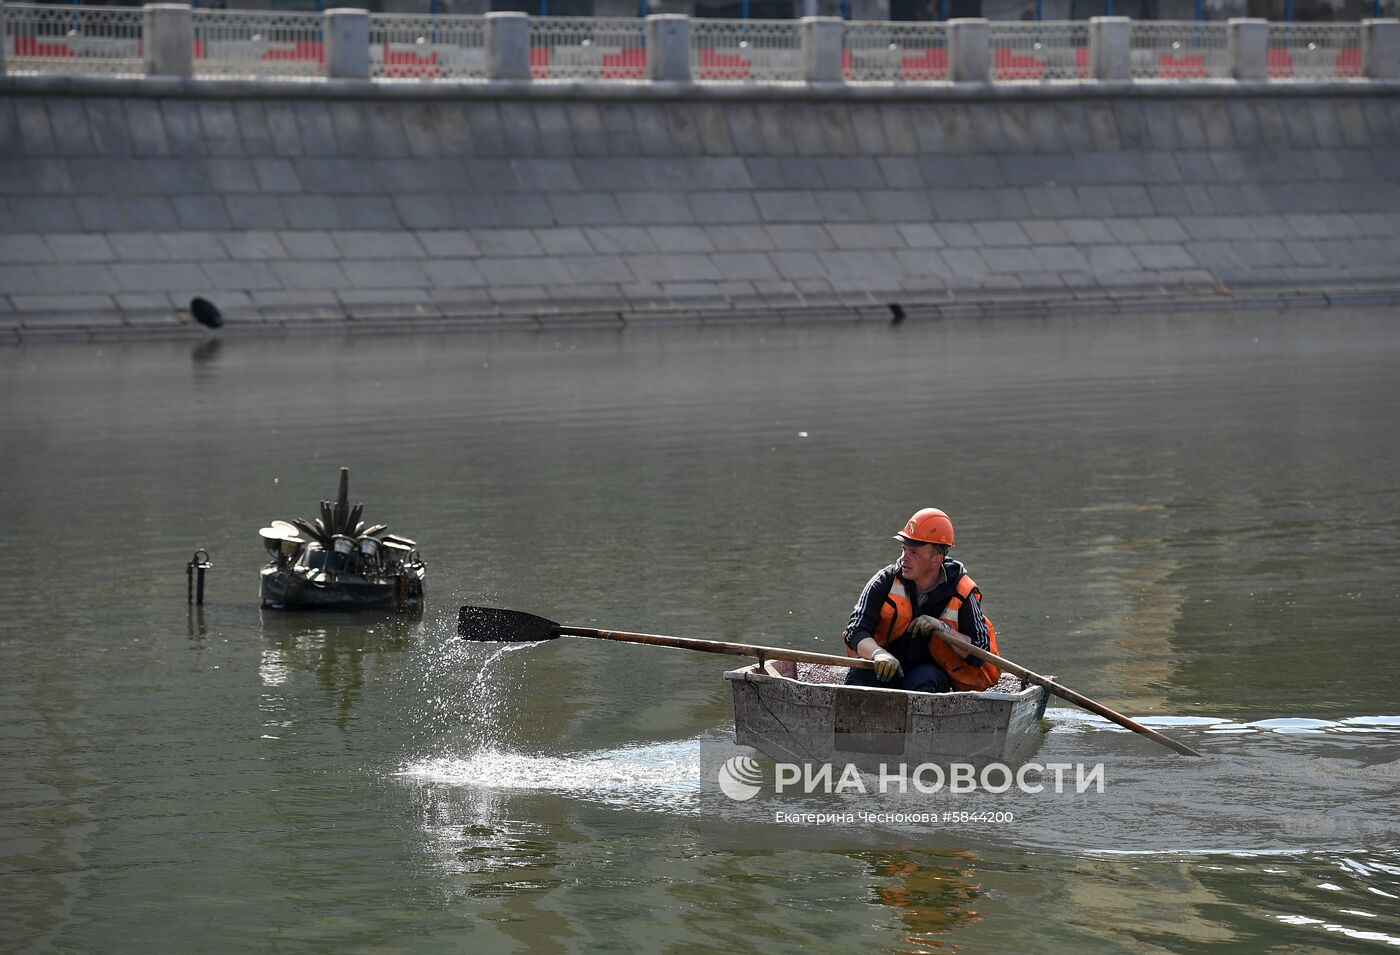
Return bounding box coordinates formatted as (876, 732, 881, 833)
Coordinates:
(2, 87, 1399, 334)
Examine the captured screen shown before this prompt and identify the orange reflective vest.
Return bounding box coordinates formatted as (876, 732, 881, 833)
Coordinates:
(929, 574, 1001, 691)
(847, 572, 1001, 692)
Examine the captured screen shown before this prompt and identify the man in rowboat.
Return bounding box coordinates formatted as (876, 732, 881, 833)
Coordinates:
(842, 508, 1001, 693)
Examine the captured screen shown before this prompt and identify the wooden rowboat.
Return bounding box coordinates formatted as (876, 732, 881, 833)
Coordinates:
(725, 660, 1050, 769)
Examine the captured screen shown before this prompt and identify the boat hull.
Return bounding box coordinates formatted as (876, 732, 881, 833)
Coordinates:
(725, 663, 1049, 769)
(259, 564, 425, 611)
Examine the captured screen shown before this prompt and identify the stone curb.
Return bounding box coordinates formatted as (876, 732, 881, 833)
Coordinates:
(6, 283, 1398, 345)
(5, 73, 1400, 105)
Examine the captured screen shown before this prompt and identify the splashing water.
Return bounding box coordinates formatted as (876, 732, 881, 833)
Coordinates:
(399, 734, 719, 815)
(399, 616, 544, 761)
(1046, 709, 1400, 735)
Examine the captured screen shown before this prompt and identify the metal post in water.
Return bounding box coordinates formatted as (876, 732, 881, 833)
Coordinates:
(187, 550, 212, 604)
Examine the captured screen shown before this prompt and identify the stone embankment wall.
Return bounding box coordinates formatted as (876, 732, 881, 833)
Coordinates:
(1, 76, 1398, 341)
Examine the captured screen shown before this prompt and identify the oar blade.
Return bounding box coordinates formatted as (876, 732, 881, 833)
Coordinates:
(458, 606, 560, 643)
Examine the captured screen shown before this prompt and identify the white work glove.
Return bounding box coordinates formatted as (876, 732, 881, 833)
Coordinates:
(911, 615, 976, 663)
(871, 649, 903, 682)
(909, 615, 943, 638)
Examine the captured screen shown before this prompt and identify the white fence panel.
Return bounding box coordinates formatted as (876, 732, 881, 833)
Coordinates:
(370, 14, 487, 80)
(529, 16, 647, 81)
(691, 18, 803, 84)
(988, 21, 1089, 81)
(3, 3, 143, 76)
(193, 10, 325, 78)
(1129, 21, 1229, 79)
(1267, 22, 1362, 79)
(845, 21, 949, 83)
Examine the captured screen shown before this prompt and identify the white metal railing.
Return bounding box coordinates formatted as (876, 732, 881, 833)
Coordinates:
(690, 18, 802, 83)
(193, 9, 323, 77)
(529, 16, 646, 81)
(845, 21, 948, 83)
(1129, 21, 1229, 79)
(1, 8, 1390, 84)
(370, 13, 487, 79)
(3, 3, 143, 75)
(989, 21, 1089, 81)
(1266, 22, 1363, 79)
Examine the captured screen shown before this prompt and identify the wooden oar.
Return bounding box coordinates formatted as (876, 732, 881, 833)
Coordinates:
(922, 618, 1202, 758)
(458, 606, 877, 671)
(458, 606, 1201, 757)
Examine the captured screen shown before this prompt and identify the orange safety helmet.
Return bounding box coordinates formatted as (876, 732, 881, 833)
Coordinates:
(893, 508, 955, 548)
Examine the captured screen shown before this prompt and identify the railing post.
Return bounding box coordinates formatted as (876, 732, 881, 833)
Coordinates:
(1363, 18, 1400, 79)
(948, 18, 990, 83)
(486, 11, 531, 81)
(324, 8, 370, 79)
(1228, 17, 1268, 81)
(646, 14, 690, 83)
(801, 16, 845, 84)
(1089, 15, 1131, 80)
(1, 0, 7, 77)
(144, 3, 194, 77)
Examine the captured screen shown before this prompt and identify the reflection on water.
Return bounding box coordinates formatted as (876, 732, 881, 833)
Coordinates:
(860, 850, 986, 953)
(190, 337, 223, 368)
(1075, 497, 1183, 716)
(259, 610, 419, 731)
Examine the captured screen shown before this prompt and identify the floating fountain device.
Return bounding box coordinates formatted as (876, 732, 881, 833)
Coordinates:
(258, 468, 426, 612)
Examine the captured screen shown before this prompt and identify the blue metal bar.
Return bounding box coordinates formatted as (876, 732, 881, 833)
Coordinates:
(938, 0, 947, 20)
(742, 0, 750, 20)
(1195, 0, 1203, 20)
(1104, 0, 1113, 16)
(1283, 0, 1291, 20)
(1035, 0, 1043, 19)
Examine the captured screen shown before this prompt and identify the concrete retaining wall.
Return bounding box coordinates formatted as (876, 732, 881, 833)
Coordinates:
(2, 76, 1399, 341)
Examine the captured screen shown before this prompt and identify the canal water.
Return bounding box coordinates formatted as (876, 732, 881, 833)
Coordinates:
(2, 308, 1398, 953)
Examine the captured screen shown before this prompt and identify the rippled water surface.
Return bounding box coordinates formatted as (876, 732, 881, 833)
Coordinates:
(2, 309, 1398, 953)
